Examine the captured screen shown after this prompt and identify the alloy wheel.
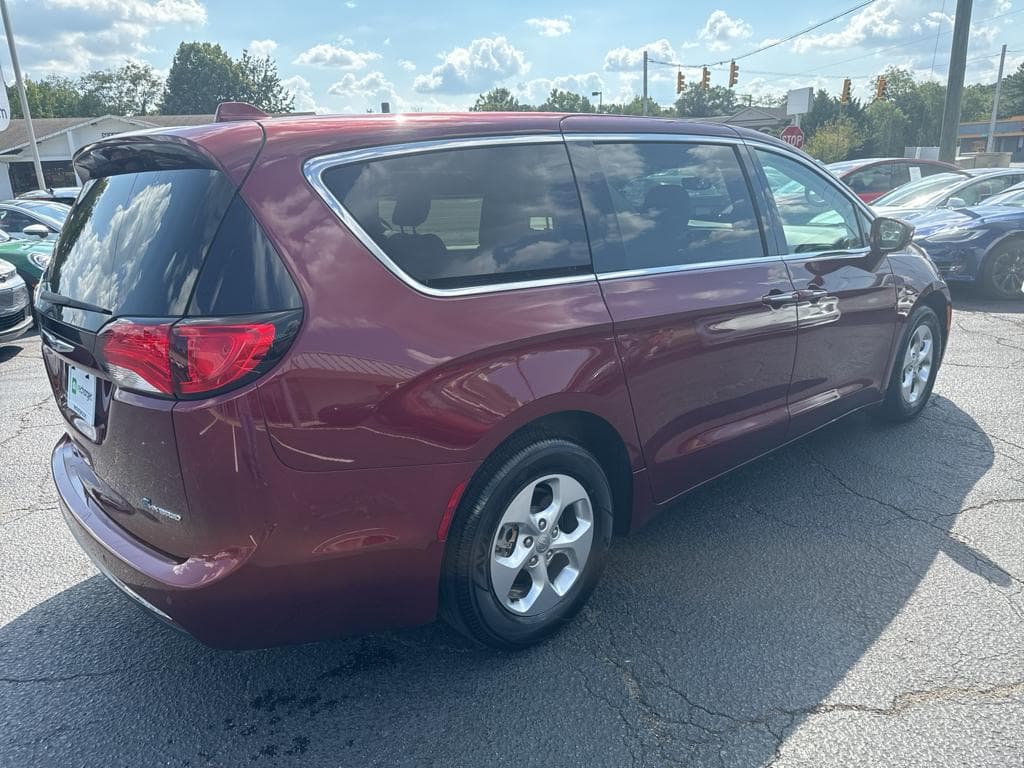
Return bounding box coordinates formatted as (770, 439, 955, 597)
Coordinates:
(990, 246, 1024, 297)
(489, 474, 594, 616)
(900, 324, 934, 406)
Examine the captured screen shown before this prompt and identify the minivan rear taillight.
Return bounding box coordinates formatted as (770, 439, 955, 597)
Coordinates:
(97, 311, 300, 399)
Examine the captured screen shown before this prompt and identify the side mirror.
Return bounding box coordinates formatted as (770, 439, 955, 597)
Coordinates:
(22, 224, 50, 239)
(946, 197, 967, 209)
(870, 216, 914, 255)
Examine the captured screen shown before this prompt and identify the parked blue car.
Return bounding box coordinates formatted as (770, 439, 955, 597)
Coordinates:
(910, 183, 1024, 299)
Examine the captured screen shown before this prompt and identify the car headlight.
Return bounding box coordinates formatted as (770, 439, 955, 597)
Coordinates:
(28, 250, 51, 270)
(922, 227, 986, 243)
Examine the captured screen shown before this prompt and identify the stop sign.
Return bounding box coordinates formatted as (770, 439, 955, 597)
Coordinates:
(781, 125, 804, 149)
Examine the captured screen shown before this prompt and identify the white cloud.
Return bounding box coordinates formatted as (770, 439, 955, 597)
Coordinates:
(525, 16, 572, 38)
(603, 39, 677, 71)
(282, 74, 328, 114)
(398, 59, 416, 72)
(792, 1, 901, 54)
(698, 10, 753, 52)
(45, 0, 206, 23)
(515, 72, 603, 103)
(328, 70, 407, 112)
(247, 38, 277, 58)
(16, 0, 205, 75)
(294, 43, 381, 69)
(345, 0, 356, 6)
(413, 36, 529, 94)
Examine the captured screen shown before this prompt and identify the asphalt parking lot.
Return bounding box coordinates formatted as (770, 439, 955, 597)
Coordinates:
(1, 287, 1022, 768)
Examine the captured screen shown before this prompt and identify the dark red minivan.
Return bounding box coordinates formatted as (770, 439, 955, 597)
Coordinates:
(39, 110, 951, 649)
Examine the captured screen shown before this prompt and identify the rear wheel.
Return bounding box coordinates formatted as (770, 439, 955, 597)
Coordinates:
(878, 305, 942, 422)
(440, 437, 613, 649)
(980, 238, 1024, 300)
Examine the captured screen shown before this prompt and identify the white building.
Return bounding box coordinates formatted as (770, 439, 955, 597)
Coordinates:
(0, 114, 213, 199)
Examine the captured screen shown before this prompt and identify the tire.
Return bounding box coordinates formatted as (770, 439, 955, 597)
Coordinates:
(440, 435, 614, 649)
(979, 238, 1024, 300)
(877, 305, 942, 422)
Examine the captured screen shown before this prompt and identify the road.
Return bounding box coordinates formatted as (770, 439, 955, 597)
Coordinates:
(2, 287, 1022, 768)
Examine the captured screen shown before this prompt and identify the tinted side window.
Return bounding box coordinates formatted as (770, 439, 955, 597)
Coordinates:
(570, 141, 764, 273)
(891, 163, 912, 187)
(756, 149, 864, 253)
(846, 164, 893, 195)
(188, 196, 302, 316)
(321, 143, 591, 289)
(960, 174, 1023, 205)
(0, 210, 36, 234)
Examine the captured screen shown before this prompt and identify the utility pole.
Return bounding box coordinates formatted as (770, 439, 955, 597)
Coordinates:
(0, 0, 44, 191)
(642, 50, 648, 116)
(938, 0, 973, 163)
(986, 43, 1007, 153)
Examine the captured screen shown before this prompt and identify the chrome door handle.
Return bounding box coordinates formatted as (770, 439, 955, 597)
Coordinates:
(761, 291, 799, 308)
(798, 289, 830, 303)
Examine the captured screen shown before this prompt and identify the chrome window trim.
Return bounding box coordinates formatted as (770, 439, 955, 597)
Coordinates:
(303, 134, 595, 298)
(596, 254, 785, 281)
(563, 132, 740, 146)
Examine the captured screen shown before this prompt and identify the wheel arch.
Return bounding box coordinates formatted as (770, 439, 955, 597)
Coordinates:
(469, 409, 637, 537)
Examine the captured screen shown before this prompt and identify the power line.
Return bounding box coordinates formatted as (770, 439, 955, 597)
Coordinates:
(648, 0, 880, 69)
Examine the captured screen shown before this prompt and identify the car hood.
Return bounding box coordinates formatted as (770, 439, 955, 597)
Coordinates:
(872, 205, 928, 219)
(908, 205, 1024, 240)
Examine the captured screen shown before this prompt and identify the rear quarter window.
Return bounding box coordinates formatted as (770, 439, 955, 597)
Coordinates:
(319, 143, 592, 290)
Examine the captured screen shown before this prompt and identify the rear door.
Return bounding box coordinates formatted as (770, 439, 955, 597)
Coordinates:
(568, 137, 799, 503)
(751, 147, 897, 438)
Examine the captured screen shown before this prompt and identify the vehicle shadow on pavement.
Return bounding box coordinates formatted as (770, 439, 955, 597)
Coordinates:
(948, 284, 1024, 315)
(0, 396, 999, 767)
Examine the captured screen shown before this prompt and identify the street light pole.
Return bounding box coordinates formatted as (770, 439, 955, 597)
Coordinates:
(0, 0, 44, 191)
(938, 0, 974, 163)
(642, 50, 648, 116)
(591, 90, 603, 113)
(986, 44, 1007, 153)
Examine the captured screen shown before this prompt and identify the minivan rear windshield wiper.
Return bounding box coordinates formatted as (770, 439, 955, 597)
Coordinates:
(38, 289, 112, 315)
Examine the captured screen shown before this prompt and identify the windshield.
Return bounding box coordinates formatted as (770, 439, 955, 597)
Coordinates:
(874, 173, 963, 207)
(19, 201, 71, 226)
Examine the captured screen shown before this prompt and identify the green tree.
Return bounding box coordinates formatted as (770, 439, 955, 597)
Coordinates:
(962, 83, 995, 122)
(538, 88, 594, 113)
(863, 100, 910, 156)
(162, 42, 242, 114)
(237, 50, 294, 113)
(470, 87, 529, 112)
(604, 95, 663, 115)
(804, 119, 863, 163)
(80, 62, 163, 116)
(1000, 62, 1024, 118)
(7, 76, 84, 118)
(673, 83, 737, 117)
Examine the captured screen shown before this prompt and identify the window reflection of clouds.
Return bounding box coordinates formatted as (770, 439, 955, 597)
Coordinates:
(49, 169, 231, 315)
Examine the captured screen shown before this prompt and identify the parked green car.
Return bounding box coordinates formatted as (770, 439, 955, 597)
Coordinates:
(0, 234, 53, 292)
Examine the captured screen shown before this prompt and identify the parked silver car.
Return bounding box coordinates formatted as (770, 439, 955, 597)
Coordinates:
(0, 201, 70, 241)
(0, 259, 31, 345)
(873, 168, 1024, 218)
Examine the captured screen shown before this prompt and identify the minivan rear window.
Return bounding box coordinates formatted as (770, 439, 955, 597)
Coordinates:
(48, 169, 235, 317)
(321, 143, 592, 290)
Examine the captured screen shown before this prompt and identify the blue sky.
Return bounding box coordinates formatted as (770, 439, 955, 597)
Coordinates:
(6, 0, 1022, 114)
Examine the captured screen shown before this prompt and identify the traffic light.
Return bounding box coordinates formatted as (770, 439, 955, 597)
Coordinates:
(676, 70, 685, 95)
(840, 78, 851, 105)
(875, 76, 887, 101)
(728, 61, 738, 88)
(701, 66, 710, 90)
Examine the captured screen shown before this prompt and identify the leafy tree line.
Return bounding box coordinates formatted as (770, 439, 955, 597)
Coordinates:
(8, 42, 293, 118)
(471, 83, 744, 118)
(473, 64, 1024, 163)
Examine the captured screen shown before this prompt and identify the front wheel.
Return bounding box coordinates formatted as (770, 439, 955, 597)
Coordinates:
(877, 305, 942, 422)
(980, 238, 1024, 300)
(440, 437, 613, 649)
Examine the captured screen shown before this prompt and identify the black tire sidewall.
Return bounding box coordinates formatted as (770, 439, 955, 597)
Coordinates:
(446, 439, 613, 648)
(885, 306, 942, 419)
(981, 240, 1024, 300)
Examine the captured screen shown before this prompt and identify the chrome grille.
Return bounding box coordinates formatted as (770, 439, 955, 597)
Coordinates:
(0, 283, 29, 313)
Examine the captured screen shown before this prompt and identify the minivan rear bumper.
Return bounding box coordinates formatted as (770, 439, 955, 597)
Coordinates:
(53, 433, 469, 648)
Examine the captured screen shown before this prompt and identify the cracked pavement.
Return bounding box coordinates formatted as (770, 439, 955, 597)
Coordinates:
(2, 287, 1022, 767)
